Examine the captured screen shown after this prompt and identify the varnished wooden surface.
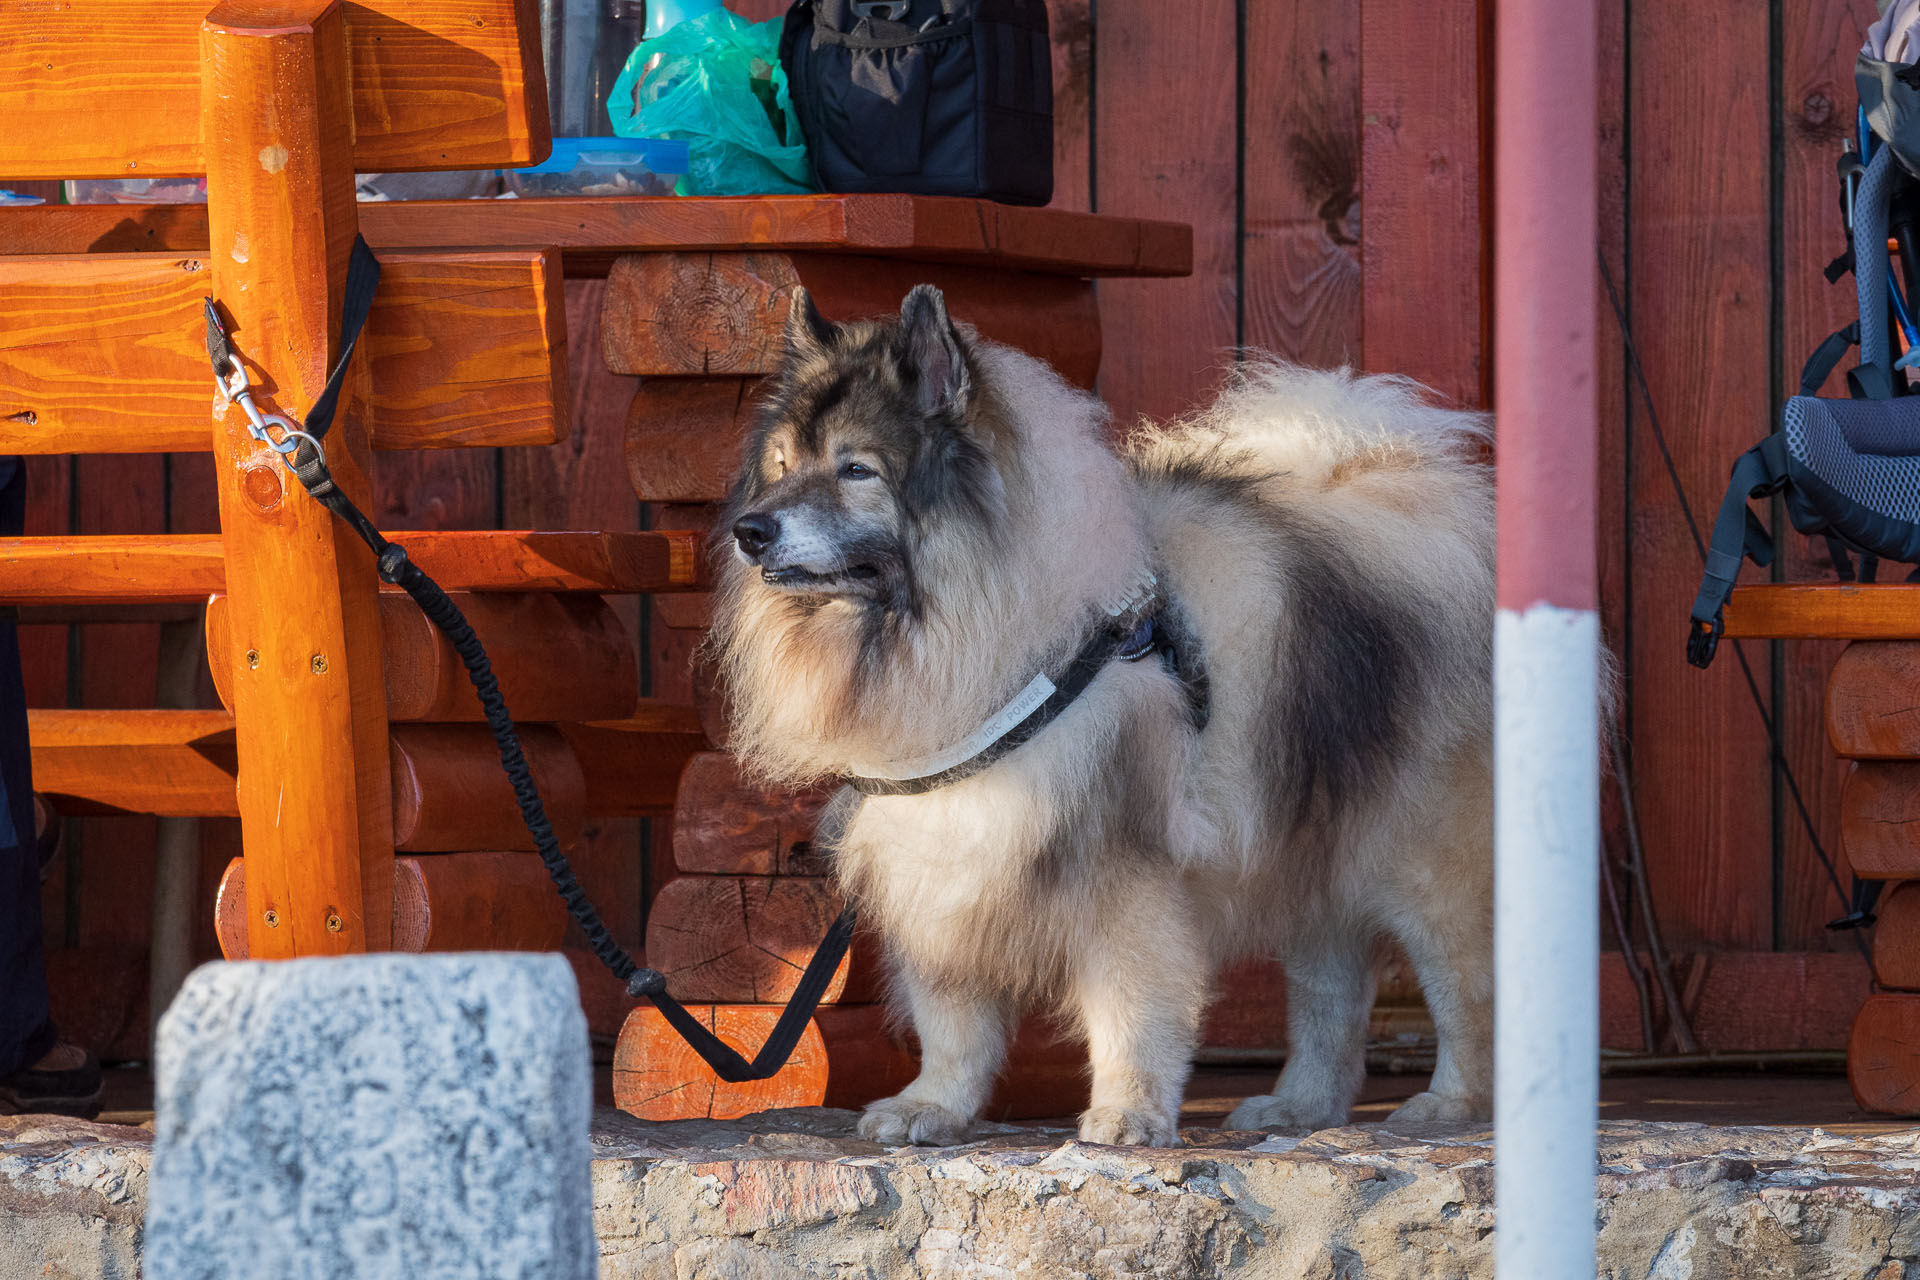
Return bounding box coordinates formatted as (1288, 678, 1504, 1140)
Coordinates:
(0, 195, 1193, 280)
(1872, 880, 1920, 991)
(1840, 763, 1920, 878)
(388, 723, 586, 852)
(643, 875, 879, 1005)
(0, 0, 548, 178)
(202, 0, 394, 956)
(612, 1004, 1086, 1122)
(1827, 644, 1920, 757)
(1722, 585, 1920, 639)
(215, 851, 567, 958)
(0, 529, 705, 603)
(673, 752, 832, 876)
(1849, 994, 1920, 1114)
(558, 709, 708, 819)
(28, 709, 238, 817)
(0, 249, 566, 453)
(207, 590, 638, 723)
(600, 253, 1100, 386)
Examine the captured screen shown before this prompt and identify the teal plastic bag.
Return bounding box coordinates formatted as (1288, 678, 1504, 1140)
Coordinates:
(609, 9, 812, 196)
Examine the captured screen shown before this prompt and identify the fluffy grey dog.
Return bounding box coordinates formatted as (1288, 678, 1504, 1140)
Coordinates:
(710, 285, 1494, 1147)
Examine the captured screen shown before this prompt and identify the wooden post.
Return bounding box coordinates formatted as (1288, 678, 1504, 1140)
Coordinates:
(200, 0, 393, 956)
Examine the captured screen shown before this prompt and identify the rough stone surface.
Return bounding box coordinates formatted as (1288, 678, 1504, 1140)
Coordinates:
(142, 954, 595, 1280)
(8, 1104, 1920, 1278)
(0, 1114, 150, 1280)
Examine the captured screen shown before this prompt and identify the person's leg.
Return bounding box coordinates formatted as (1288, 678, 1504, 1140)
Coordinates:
(0, 457, 100, 1116)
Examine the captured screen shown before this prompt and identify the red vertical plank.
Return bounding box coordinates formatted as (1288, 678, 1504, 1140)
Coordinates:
(373, 451, 498, 531)
(1093, 0, 1238, 428)
(1627, 0, 1774, 949)
(1242, 1, 1361, 367)
(17, 456, 69, 707)
(1048, 0, 1092, 214)
(74, 455, 165, 951)
(1360, 0, 1488, 407)
(503, 276, 646, 953)
(1779, 0, 1879, 948)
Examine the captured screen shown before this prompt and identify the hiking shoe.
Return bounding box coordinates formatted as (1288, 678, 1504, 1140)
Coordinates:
(0, 1042, 103, 1119)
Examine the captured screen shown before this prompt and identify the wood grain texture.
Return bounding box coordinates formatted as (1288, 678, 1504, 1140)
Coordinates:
(206, 590, 638, 723)
(1624, 0, 1774, 948)
(673, 752, 833, 876)
(557, 709, 709, 818)
(201, 0, 393, 956)
(1093, 0, 1237, 427)
(387, 722, 585, 853)
(613, 1004, 1087, 1122)
(1724, 585, 1920, 638)
(1047, 0, 1092, 214)
(1841, 762, 1920, 878)
(600, 253, 1101, 389)
(1242, 0, 1361, 367)
(0, 0, 548, 178)
(1849, 993, 1920, 1114)
(1359, 0, 1486, 406)
(626, 379, 756, 503)
(644, 875, 879, 1004)
(215, 851, 567, 958)
(1777, 0, 1876, 948)
(0, 529, 702, 603)
(1, 196, 1193, 279)
(1827, 644, 1920, 757)
(1872, 880, 1920, 990)
(28, 709, 238, 818)
(0, 249, 566, 453)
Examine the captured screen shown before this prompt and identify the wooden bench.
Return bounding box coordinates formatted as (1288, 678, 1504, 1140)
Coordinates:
(1723, 585, 1920, 1112)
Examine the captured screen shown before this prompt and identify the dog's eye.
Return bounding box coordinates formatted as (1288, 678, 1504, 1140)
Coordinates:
(842, 461, 877, 480)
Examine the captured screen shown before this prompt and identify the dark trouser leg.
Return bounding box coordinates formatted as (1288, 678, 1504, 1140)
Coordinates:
(0, 458, 53, 1077)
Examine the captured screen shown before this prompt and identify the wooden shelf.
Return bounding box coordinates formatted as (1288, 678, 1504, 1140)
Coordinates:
(0, 194, 1194, 280)
(1721, 584, 1920, 639)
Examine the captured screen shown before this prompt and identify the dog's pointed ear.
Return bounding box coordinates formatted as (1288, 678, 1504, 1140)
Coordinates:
(784, 287, 836, 359)
(899, 284, 970, 416)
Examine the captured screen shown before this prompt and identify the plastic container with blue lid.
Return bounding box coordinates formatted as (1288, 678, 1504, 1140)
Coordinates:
(504, 137, 690, 197)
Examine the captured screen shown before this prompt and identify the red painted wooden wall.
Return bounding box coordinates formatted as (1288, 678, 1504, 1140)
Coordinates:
(18, 0, 1882, 1058)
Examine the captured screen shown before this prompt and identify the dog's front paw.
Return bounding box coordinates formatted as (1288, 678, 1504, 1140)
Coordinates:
(1384, 1090, 1488, 1127)
(1222, 1093, 1346, 1133)
(1078, 1105, 1178, 1148)
(857, 1095, 973, 1146)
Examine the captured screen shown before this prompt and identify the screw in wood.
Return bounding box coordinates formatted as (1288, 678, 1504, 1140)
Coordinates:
(263, 909, 279, 928)
(245, 649, 260, 669)
(310, 653, 328, 674)
(324, 912, 343, 933)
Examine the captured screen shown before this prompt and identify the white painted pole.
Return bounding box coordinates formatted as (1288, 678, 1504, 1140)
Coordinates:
(1493, 0, 1600, 1276)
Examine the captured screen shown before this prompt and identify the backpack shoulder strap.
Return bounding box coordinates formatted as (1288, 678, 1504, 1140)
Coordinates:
(1688, 434, 1790, 669)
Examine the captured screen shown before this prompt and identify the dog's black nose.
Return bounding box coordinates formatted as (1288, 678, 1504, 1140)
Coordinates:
(733, 513, 779, 558)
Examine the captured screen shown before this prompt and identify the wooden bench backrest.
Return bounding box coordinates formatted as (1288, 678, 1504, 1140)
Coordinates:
(0, 0, 549, 178)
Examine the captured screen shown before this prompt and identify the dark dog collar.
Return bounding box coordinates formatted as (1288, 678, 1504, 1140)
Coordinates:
(842, 604, 1180, 798)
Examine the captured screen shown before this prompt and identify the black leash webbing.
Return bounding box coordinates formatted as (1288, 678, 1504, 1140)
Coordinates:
(1599, 248, 1877, 942)
(208, 235, 854, 1082)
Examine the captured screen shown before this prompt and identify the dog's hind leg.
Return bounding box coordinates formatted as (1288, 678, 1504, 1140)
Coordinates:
(1223, 933, 1375, 1132)
(1384, 900, 1493, 1125)
(857, 973, 1013, 1146)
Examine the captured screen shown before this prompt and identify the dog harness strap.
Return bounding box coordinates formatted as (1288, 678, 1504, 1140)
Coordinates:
(843, 609, 1175, 797)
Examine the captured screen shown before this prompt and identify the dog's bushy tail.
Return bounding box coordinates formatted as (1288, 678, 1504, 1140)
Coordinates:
(1132, 358, 1490, 491)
